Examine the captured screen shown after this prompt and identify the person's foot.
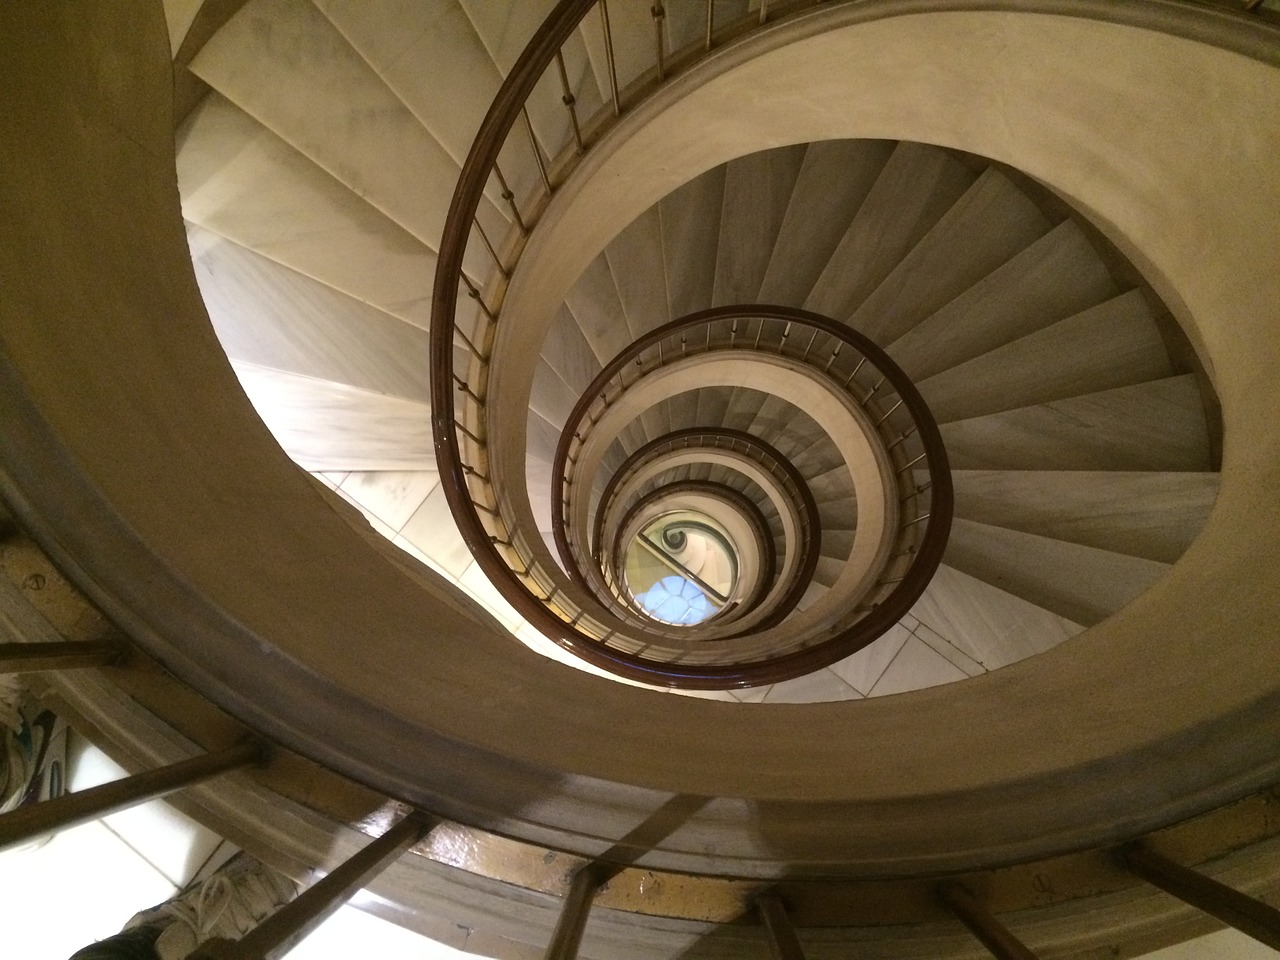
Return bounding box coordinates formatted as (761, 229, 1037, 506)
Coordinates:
(124, 852, 298, 960)
(1, 703, 68, 817)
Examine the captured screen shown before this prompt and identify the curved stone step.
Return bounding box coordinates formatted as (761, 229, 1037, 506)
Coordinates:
(660, 163, 725, 319)
(758, 138, 896, 306)
(605, 204, 671, 341)
(563, 251, 631, 365)
(908, 563, 1083, 672)
(850, 166, 1052, 344)
(713, 145, 807, 305)
(177, 94, 434, 327)
(806, 140, 975, 321)
(948, 470, 1220, 563)
(917, 289, 1173, 424)
(232, 362, 432, 472)
(188, 224, 430, 403)
(887, 218, 1120, 382)
(191, 0, 507, 277)
(943, 518, 1171, 626)
(939, 375, 1211, 472)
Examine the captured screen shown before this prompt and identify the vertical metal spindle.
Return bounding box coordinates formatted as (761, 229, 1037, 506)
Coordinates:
(453, 374, 483, 403)
(801, 329, 818, 361)
(554, 50, 585, 154)
(522, 107, 552, 192)
(705, 0, 715, 51)
(599, 0, 621, 116)
(455, 420, 485, 446)
(453, 325, 487, 363)
(652, 4, 666, 81)
(460, 273, 497, 324)
(474, 218, 508, 277)
(760, 0, 771, 25)
(492, 164, 528, 234)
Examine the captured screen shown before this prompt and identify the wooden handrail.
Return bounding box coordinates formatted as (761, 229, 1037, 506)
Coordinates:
(428, 0, 953, 687)
(585, 428, 820, 632)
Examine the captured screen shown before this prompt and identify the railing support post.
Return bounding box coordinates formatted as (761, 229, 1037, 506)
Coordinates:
(0, 639, 124, 673)
(1122, 844, 1280, 950)
(544, 862, 607, 960)
(940, 883, 1042, 960)
(0, 741, 263, 854)
(189, 813, 436, 960)
(758, 894, 807, 960)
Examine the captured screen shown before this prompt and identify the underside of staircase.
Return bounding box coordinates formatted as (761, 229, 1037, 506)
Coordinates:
(2, 1, 1279, 958)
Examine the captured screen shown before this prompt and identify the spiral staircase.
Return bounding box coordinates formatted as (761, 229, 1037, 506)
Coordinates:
(2, 1, 1280, 959)
(175, 0, 1219, 702)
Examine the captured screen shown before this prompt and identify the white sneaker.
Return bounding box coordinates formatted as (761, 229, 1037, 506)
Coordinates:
(126, 853, 298, 960)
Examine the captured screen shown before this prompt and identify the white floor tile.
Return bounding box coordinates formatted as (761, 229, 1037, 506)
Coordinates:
(868, 636, 969, 697)
(827, 624, 911, 695)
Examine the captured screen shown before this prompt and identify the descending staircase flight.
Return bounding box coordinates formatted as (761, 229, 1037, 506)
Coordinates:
(174, 0, 1219, 703)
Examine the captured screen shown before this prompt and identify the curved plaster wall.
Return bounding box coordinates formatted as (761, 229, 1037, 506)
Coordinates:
(2, 2, 1278, 879)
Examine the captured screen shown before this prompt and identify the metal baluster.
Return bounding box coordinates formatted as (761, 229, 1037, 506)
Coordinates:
(474, 218, 509, 277)
(824, 342, 841, 373)
(455, 420, 485, 445)
(453, 374, 483, 403)
(801, 329, 818, 361)
(1122, 844, 1280, 950)
(522, 107, 552, 192)
(492, 164, 528, 234)
(875, 398, 904, 425)
(759, 0, 771, 24)
(460, 273, 497, 324)
(554, 50, 585, 155)
(453, 325, 488, 363)
(843, 356, 866, 387)
(705, 0, 714, 51)
(600, 0, 621, 116)
(652, 4, 666, 82)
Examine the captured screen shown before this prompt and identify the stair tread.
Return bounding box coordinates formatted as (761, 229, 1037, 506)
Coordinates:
(939, 375, 1211, 472)
(888, 219, 1119, 382)
(714, 146, 806, 305)
(918, 289, 1173, 423)
(806, 141, 974, 322)
(231, 360, 432, 472)
(541, 305, 604, 394)
(178, 94, 433, 327)
(660, 164, 725, 320)
(758, 139, 895, 306)
(189, 225, 430, 403)
(947, 469, 1219, 563)
(605, 205, 671, 341)
(943, 518, 1171, 626)
(564, 253, 631, 365)
(192, 0, 507, 276)
(850, 167, 1053, 344)
(908, 564, 1083, 672)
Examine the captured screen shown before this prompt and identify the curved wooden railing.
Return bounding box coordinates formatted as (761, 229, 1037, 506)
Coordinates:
(550, 303, 951, 643)
(428, 0, 962, 686)
(586, 427, 821, 632)
(607, 479, 778, 626)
